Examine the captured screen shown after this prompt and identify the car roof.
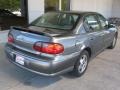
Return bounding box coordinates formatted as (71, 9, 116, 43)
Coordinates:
(53, 11, 101, 16)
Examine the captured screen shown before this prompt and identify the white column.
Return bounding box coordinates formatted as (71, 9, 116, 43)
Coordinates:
(59, 0, 62, 11)
(28, 0, 44, 23)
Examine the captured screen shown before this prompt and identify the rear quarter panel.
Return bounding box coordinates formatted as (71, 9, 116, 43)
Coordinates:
(53, 33, 93, 57)
(53, 35, 79, 55)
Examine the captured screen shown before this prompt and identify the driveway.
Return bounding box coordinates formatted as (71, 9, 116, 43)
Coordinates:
(0, 30, 120, 90)
(0, 30, 8, 43)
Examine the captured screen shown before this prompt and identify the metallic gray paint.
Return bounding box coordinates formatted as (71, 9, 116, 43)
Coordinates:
(5, 11, 118, 76)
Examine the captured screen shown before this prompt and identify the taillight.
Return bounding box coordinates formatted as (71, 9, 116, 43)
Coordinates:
(8, 35, 14, 43)
(33, 42, 64, 54)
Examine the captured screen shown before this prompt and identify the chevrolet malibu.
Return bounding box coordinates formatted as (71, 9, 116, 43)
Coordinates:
(5, 11, 118, 77)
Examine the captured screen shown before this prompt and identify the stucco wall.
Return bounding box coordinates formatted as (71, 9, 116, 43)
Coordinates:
(112, 0, 120, 17)
(27, 0, 120, 23)
(71, 0, 113, 18)
(28, 0, 44, 23)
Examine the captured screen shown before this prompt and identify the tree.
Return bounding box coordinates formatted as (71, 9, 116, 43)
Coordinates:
(0, 0, 20, 11)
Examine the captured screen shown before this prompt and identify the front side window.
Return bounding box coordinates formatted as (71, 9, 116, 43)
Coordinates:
(84, 15, 101, 32)
(31, 12, 80, 30)
(97, 15, 107, 29)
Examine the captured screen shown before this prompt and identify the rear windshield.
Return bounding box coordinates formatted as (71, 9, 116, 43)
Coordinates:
(30, 12, 80, 30)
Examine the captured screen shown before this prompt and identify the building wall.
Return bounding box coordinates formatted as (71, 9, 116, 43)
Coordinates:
(71, 0, 113, 18)
(27, 0, 120, 23)
(112, 0, 120, 17)
(28, 0, 44, 23)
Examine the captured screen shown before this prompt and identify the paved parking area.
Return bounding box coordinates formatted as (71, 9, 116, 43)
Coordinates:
(0, 30, 120, 90)
(0, 30, 8, 43)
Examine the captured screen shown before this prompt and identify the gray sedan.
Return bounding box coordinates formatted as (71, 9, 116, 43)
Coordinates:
(5, 11, 118, 77)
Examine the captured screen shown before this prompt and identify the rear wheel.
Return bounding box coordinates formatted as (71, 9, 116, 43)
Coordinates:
(108, 35, 117, 49)
(72, 50, 89, 77)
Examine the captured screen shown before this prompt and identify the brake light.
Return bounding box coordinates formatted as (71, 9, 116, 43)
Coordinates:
(8, 35, 14, 43)
(33, 42, 64, 54)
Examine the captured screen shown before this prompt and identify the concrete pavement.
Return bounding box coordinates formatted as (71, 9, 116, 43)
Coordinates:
(0, 30, 8, 43)
(0, 30, 120, 90)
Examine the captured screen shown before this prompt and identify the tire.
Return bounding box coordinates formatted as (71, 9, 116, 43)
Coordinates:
(108, 35, 117, 49)
(0, 26, 1, 31)
(72, 50, 89, 77)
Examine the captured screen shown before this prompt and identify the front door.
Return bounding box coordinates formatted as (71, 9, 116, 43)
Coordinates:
(97, 14, 113, 48)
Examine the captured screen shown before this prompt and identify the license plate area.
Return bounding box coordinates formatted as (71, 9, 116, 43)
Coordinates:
(15, 55, 25, 65)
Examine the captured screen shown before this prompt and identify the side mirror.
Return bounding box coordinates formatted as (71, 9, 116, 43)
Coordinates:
(108, 23, 115, 28)
(105, 21, 115, 29)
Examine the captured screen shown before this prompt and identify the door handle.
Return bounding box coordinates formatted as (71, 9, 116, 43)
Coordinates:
(99, 34, 104, 37)
(89, 37, 94, 40)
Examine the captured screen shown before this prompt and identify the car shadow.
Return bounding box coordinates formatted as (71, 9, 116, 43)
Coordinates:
(22, 74, 78, 88)
(2, 63, 77, 88)
(1, 61, 62, 88)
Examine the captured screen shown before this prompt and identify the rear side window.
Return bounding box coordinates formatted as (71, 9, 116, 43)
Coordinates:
(84, 15, 101, 32)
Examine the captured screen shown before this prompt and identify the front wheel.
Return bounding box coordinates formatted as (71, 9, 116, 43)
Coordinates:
(0, 26, 1, 31)
(72, 50, 89, 77)
(108, 35, 117, 49)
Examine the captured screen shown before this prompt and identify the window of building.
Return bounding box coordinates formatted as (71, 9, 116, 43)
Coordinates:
(45, 0, 70, 12)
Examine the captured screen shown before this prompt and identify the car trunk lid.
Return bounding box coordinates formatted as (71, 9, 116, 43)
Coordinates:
(9, 26, 67, 54)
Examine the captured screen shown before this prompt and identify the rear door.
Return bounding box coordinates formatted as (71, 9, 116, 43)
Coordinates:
(83, 14, 104, 54)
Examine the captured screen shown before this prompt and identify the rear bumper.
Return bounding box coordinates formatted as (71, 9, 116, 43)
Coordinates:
(5, 44, 79, 76)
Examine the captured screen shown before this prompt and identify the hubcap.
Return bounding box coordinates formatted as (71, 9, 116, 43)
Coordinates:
(78, 55, 88, 73)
